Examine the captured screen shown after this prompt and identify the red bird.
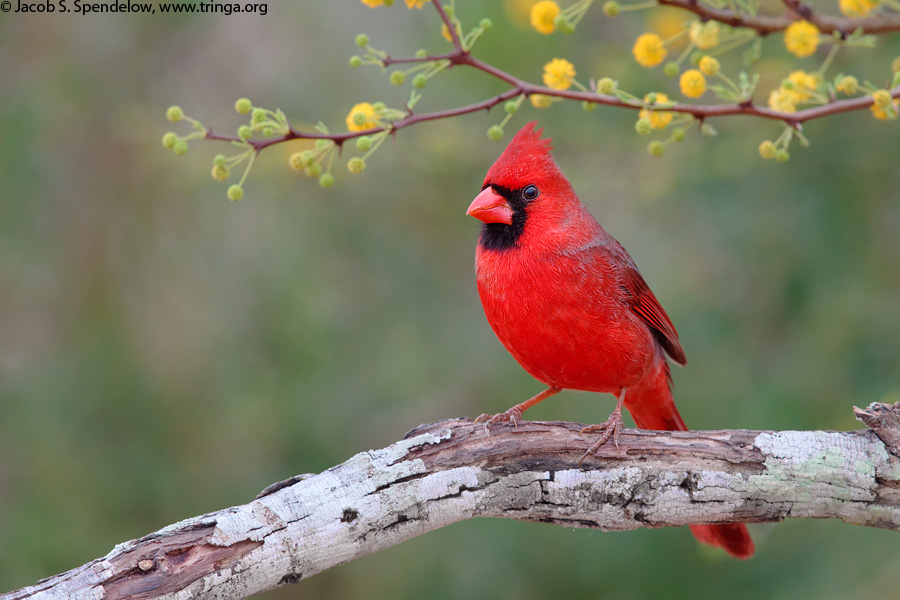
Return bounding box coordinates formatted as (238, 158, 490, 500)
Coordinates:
(466, 122, 753, 559)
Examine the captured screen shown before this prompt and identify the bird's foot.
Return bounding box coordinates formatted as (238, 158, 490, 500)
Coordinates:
(578, 408, 624, 463)
(474, 407, 524, 434)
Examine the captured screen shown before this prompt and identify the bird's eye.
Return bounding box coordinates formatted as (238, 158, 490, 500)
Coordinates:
(522, 185, 539, 201)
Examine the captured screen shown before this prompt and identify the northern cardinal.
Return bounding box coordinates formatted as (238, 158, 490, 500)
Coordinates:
(466, 122, 753, 559)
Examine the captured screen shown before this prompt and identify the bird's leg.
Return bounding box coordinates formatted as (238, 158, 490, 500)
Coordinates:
(475, 386, 562, 433)
(578, 388, 627, 462)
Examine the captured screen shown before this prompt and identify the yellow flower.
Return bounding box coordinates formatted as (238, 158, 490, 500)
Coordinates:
(360, 0, 384, 6)
(689, 21, 719, 50)
(633, 33, 667, 68)
(836, 75, 859, 95)
(871, 89, 898, 120)
(542, 58, 576, 90)
(639, 93, 673, 129)
(871, 99, 899, 120)
(530, 1, 560, 35)
(784, 20, 820, 58)
(786, 70, 820, 100)
(346, 102, 378, 131)
(441, 23, 452, 42)
(838, 0, 877, 17)
(405, 0, 430, 8)
(530, 94, 553, 109)
(699, 56, 720, 76)
(768, 88, 798, 112)
(679, 69, 706, 98)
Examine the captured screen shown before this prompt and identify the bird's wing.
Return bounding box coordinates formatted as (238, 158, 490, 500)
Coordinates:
(618, 266, 687, 365)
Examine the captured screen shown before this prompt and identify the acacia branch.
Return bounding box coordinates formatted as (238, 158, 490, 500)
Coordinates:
(658, 0, 900, 35)
(5, 403, 900, 600)
(199, 1, 900, 155)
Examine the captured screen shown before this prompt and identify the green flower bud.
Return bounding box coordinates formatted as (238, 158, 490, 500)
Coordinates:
(315, 139, 330, 149)
(355, 33, 369, 48)
(306, 162, 323, 178)
(347, 157, 366, 174)
(480, 18, 493, 30)
(442, 4, 453, 19)
(389, 70, 406, 86)
(213, 154, 227, 167)
(554, 14, 575, 34)
(238, 125, 253, 139)
(487, 125, 504, 141)
(166, 105, 183, 122)
(319, 172, 335, 188)
(251, 108, 267, 125)
(415, 49, 428, 59)
(893, 72, 900, 88)
(647, 140, 664, 157)
(263, 126, 275, 137)
(349, 55, 363, 68)
(775, 149, 790, 162)
(635, 119, 652, 135)
(645, 92, 658, 104)
(504, 101, 518, 115)
(299, 150, 315, 166)
(234, 98, 252, 114)
(356, 136, 373, 151)
(413, 74, 427, 89)
(582, 101, 596, 112)
(602, 0, 620, 16)
(173, 140, 188, 155)
(289, 152, 305, 171)
(663, 62, 680, 78)
(372, 101, 387, 112)
(758, 140, 776, 159)
(161, 132, 177, 149)
(227, 184, 243, 201)
(700, 123, 718, 136)
(211, 165, 230, 181)
(672, 128, 686, 142)
(596, 77, 617, 94)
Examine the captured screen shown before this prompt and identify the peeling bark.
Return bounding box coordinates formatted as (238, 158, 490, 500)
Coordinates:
(4, 406, 900, 600)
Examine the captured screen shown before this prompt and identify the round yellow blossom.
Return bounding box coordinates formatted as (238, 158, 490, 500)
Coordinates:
(768, 88, 798, 113)
(405, 0, 429, 8)
(699, 56, 720, 76)
(360, 0, 384, 6)
(838, 0, 877, 17)
(530, 94, 553, 109)
(638, 93, 674, 129)
(633, 33, 667, 68)
(758, 140, 777, 159)
(784, 20, 820, 58)
(542, 58, 576, 90)
(679, 69, 706, 98)
(786, 70, 820, 100)
(530, 1, 560, 35)
(346, 103, 378, 132)
(836, 75, 859, 95)
(441, 23, 453, 42)
(871, 90, 898, 120)
(689, 21, 719, 50)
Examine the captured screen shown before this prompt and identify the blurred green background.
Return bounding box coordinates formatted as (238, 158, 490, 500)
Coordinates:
(2, 1, 900, 598)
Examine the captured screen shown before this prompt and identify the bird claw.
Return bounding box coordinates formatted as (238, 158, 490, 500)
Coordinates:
(578, 409, 624, 464)
(474, 408, 523, 434)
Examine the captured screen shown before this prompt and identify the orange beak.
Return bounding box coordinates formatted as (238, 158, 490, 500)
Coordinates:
(466, 187, 513, 225)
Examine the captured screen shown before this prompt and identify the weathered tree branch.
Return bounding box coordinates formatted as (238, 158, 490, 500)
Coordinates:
(4, 403, 900, 600)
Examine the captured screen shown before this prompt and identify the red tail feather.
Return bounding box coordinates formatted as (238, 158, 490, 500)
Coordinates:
(626, 359, 755, 559)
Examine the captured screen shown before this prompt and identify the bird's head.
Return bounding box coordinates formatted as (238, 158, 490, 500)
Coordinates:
(467, 122, 581, 252)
